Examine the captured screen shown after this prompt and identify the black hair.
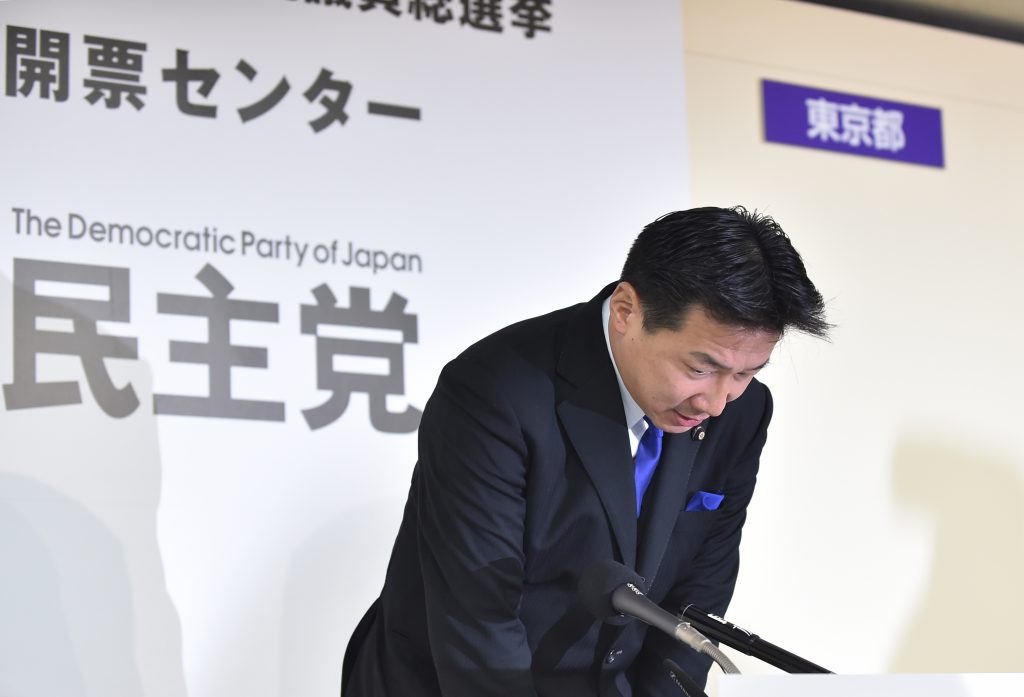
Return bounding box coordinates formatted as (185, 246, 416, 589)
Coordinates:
(620, 206, 829, 337)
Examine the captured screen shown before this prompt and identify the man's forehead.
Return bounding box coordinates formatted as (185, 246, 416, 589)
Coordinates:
(657, 306, 779, 372)
(671, 304, 780, 342)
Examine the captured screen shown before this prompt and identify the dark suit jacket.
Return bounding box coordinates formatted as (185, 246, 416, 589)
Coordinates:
(343, 285, 772, 697)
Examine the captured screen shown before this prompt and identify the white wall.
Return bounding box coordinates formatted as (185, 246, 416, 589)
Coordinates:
(683, 0, 1024, 682)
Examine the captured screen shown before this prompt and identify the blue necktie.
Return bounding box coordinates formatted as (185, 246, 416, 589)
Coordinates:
(634, 416, 663, 517)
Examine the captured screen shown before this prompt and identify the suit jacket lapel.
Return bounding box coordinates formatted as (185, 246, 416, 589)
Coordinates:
(556, 285, 637, 569)
(636, 433, 703, 585)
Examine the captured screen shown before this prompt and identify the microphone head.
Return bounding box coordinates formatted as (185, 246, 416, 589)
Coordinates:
(577, 559, 646, 624)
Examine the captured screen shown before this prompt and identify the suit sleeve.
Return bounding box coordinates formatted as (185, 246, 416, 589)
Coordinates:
(633, 382, 773, 694)
(414, 356, 540, 697)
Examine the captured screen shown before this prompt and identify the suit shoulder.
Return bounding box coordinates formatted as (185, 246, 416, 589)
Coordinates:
(429, 299, 599, 421)
(448, 301, 584, 375)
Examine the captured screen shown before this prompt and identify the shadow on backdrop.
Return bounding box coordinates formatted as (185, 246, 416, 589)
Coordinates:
(280, 501, 404, 697)
(0, 267, 188, 697)
(888, 434, 1024, 672)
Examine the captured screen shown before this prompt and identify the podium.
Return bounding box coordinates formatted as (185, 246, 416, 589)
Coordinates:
(719, 673, 1024, 696)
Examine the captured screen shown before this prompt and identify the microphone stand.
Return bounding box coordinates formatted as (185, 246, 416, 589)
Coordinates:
(611, 585, 740, 674)
(679, 605, 832, 674)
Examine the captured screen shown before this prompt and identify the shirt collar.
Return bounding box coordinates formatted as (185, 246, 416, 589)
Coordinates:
(602, 296, 647, 440)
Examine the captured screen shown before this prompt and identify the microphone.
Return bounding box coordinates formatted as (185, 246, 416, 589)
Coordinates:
(578, 559, 739, 674)
(680, 604, 832, 674)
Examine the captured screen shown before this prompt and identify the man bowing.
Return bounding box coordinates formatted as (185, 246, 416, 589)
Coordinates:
(343, 206, 829, 696)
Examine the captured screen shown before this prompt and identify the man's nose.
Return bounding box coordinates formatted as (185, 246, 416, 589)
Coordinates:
(696, 380, 730, 418)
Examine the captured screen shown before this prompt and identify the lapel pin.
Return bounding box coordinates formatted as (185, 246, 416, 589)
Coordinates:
(690, 426, 705, 441)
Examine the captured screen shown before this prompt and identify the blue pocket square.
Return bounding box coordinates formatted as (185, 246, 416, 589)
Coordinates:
(685, 490, 724, 512)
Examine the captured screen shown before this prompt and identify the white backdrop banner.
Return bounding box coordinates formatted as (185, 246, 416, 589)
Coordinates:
(0, 1, 690, 695)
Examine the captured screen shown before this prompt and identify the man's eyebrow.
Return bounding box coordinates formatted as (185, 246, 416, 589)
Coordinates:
(690, 352, 731, 371)
(690, 352, 771, 372)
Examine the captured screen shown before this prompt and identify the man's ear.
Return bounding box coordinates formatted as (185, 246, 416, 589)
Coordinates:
(608, 282, 640, 334)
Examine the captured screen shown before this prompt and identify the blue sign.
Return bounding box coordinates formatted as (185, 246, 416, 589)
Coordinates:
(762, 79, 944, 168)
